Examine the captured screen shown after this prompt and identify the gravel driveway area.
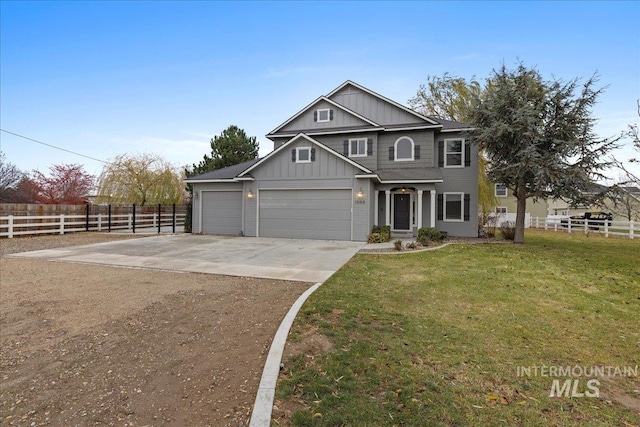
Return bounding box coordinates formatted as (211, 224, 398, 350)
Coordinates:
(0, 233, 311, 426)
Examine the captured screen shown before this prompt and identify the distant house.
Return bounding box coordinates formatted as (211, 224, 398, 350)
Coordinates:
(186, 81, 478, 241)
(490, 183, 640, 223)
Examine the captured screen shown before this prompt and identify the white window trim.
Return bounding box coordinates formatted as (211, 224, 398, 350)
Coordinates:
(394, 136, 415, 162)
(296, 147, 311, 163)
(495, 206, 508, 214)
(444, 138, 464, 168)
(349, 138, 367, 157)
(443, 192, 464, 222)
(495, 184, 508, 197)
(317, 108, 331, 123)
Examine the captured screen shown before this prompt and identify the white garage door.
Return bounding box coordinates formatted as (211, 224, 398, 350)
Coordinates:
(259, 189, 352, 240)
(201, 191, 242, 235)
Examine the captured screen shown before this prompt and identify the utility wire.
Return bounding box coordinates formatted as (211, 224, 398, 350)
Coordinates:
(0, 129, 109, 164)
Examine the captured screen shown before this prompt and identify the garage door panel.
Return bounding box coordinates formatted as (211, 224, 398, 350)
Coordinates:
(202, 191, 242, 235)
(259, 189, 351, 240)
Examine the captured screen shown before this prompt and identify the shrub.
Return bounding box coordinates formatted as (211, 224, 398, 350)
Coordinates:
(368, 233, 382, 243)
(371, 225, 381, 234)
(393, 239, 403, 251)
(499, 221, 516, 241)
(379, 226, 391, 242)
(406, 241, 417, 249)
(417, 227, 441, 245)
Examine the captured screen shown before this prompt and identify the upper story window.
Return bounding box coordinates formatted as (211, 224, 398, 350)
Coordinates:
(349, 138, 367, 157)
(296, 147, 311, 163)
(394, 137, 414, 161)
(316, 108, 331, 123)
(495, 184, 508, 197)
(445, 139, 464, 167)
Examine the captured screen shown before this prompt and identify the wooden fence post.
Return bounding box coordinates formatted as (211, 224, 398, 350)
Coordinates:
(98, 213, 102, 231)
(604, 219, 608, 238)
(8, 215, 13, 238)
(158, 203, 161, 234)
(630, 221, 634, 240)
(60, 214, 65, 235)
(108, 205, 112, 233)
(172, 203, 176, 233)
(132, 204, 136, 234)
(85, 204, 90, 232)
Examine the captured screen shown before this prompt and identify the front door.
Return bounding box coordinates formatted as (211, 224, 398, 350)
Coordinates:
(393, 194, 410, 230)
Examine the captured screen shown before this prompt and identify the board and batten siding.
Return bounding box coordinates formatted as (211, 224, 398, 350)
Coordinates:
(376, 130, 435, 170)
(279, 100, 372, 133)
(329, 86, 424, 126)
(314, 133, 378, 171)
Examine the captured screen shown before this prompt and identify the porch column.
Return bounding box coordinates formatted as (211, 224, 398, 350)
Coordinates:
(417, 190, 423, 229)
(430, 190, 436, 228)
(374, 190, 379, 226)
(385, 190, 391, 226)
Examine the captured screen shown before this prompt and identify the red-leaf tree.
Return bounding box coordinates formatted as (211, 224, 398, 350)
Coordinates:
(32, 164, 95, 204)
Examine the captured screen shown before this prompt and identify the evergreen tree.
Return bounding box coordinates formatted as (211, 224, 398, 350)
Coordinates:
(471, 63, 619, 243)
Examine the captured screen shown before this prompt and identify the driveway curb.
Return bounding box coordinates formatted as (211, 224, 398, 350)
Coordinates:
(249, 282, 323, 427)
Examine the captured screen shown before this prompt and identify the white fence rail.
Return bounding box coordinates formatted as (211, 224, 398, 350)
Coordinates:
(1, 212, 186, 238)
(530, 217, 636, 240)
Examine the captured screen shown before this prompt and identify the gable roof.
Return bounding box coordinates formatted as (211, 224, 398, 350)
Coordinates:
(239, 133, 373, 177)
(184, 158, 260, 183)
(327, 80, 441, 126)
(268, 95, 382, 136)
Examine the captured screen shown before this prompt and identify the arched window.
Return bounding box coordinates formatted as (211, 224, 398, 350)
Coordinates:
(394, 137, 414, 161)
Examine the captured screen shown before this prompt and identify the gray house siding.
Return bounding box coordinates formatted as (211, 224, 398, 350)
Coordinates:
(313, 133, 378, 171)
(377, 130, 435, 170)
(279, 100, 373, 133)
(434, 134, 479, 237)
(241, 138, 370, 241)
(329, 86, 424, 126)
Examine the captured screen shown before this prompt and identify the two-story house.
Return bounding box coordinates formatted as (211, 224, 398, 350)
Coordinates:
(186, 81, 478, 241)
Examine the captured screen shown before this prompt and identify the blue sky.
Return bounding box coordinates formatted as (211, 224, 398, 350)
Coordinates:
(1, 1, 639, 179)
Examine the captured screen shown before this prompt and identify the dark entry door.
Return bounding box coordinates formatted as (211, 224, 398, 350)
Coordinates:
(394, 194, 410, 230)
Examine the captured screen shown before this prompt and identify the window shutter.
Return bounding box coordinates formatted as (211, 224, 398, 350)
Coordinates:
(313, 111, 318, 122)
(389, 146, 394, 161)
(310, 148, 316, 161)
(464, 194, 471, 221)
(367, 138, 373, 156)
(438, 141, 444, 167)
(291, 149, 296, 162)
(437, 194, 443, 221)
(329, 109, 334, 120)
(343, 140, 349, 156)
(464, 142, 471, 167)
(415, 145, 421, 159)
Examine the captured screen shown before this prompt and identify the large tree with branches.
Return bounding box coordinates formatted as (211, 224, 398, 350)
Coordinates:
(471, 63, 619, 243)
(97, 153, 184, 206)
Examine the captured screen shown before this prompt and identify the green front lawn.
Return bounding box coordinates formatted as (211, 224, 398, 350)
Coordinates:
(275, 230, 640, 426)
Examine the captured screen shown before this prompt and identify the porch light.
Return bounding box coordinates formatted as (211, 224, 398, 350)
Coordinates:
(247, 190, 255, 199)
(401, 186, 407, 194)
(356, 189, 365, 199)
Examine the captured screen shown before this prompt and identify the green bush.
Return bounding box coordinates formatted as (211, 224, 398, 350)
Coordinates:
(499, 221, 516, 241)
(393, 239, 403, 251)
(370, 225, 391, 242)
(380, 225, 391, 242)
(417, 227, 441, 245)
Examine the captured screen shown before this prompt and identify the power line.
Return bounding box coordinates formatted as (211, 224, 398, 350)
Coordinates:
(0, 129, 109, 164)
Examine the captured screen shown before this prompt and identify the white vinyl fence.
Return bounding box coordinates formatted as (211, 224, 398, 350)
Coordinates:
(1, 211, 186, 238)
(530, 217, 636, 240)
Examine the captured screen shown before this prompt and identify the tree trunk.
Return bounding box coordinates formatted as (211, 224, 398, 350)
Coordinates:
(514, 194, 527, 244)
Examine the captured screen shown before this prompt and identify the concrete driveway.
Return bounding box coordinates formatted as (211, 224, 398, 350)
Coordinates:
(7, 235, 364, 282)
